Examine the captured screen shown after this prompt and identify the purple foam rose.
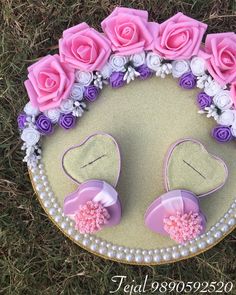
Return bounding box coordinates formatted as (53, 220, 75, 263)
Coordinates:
(136, 64, 152, 80)
(17, 113, 27, 129)
(196, 92, 213, 110)
(84, 85, 100, 102)
(109, 71, 125, 88)
(212, 125, 233, 143)
(35, 114, 53, 134)
(179, 72, 197, 89)
(59, 113, 76, 130)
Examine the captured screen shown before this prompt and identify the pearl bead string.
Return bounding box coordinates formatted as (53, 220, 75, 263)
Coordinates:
(30, 162, 236, 264)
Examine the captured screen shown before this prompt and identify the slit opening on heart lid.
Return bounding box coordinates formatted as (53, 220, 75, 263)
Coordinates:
(163, 138, 228, 198)
(62, 132, 121, 187)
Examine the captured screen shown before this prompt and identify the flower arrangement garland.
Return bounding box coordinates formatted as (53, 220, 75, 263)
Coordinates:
(18, 7, 236, 168)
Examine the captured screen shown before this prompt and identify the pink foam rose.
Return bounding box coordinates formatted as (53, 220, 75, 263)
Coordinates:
(199, 33, 236, 86)
(231, 81, 236, 107)
(101, 7, 157, 55)
(24, 54, 74, 112)
(152, 12, 207, 60)
(59, 23, 111, 71)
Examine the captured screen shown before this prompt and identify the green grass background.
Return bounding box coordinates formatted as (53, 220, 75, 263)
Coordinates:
(0, 1, 236, 294)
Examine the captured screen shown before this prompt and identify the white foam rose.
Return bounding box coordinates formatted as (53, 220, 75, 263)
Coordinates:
(21, 127, 40, 146)
(100, 63, 113, 79)
(24, 102, 40, 116)
(146, 52, 162, 71)
(204, 79, 222, 96)
(130, 52, 146, 67)
(75, 70, 93, 86)
(190, 56, 206, 76)
(70, 83, 84, 101)
(109, 54, 128, 72)
(44, 108, 60, 123)
(217, 110, 236, 126)
(60, 99, 74, 114)
(213, 90, 233, 111)
(172, 60, 190, 78)
(231, 121, 236, 137)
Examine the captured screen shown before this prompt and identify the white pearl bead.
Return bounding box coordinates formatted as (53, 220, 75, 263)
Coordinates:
(100, 241, 107, 247)
(198, 241, 207, 249)
(107, 250, 115, 258)
(36, 184, 43, 191)
(231, 203, 236, 209)
(48, 192, 54, 198)
(39, 192, 47, 199)
(99, 247, 107, 255)
(82, 239, 90, 246)
(41, 175, 47, 181)
(224, 213, 229, 219)
(38, 164, 44, 169)
(190, 246, 197, 253)
(61, 221, 68, 229)
(228, 209, 233, 214)
(125, 254, 134, 261)
(214, 231, 222, 239)
(33, 175, 40, 182)
(130, 249, 135, 254)
(44, 200, 51, 208)
(118, 246, 124, 251)
(206, 237, 214, 244)
(90, 243, 98, 251)
(49, 208, 56, 215)
(153, 255, 161, 262)
(154, 249, 160, 254)
(221, 224, 229, 232)
(54, 215, 61, 223)
(228, 218, 236, 226)
(31, 168, 37, 174)
(148, 250, 154, 255)
(124, 248, 130, 254)
(181, 249, 189, 256)
(67, 228, 74, 236)
(172, 252, 180, 259)
(106, 243, 112, 248)
(53, 203, 59, 209)
(95, 238, 101, 244)
(144, 255, 152, 263)
(142, 250, 148, 255)
(162, 253, 171, 261)
(39, 170, 44, 175)
(116, 252, 125, 260)
(112, 245, 117, 251)
(74, 234, 82, 241)
(135, 254, 143, 263)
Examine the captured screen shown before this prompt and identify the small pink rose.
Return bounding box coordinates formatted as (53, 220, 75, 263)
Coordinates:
(24, 55, 74, 112)
(59, 23, 111, 71)
(199, 33, 236, 86)
(101, 7, 156, 55)
(231, 81, 236, 107)
(153, 12, 207, 60)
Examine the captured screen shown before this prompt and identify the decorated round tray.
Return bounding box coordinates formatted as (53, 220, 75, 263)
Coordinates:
(18, 7, 236, 265)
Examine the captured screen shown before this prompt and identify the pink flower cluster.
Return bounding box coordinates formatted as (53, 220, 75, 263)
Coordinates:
(24, 7, 236, 111)
(74, 200, 110, 234)
(163, 211, 203, 244)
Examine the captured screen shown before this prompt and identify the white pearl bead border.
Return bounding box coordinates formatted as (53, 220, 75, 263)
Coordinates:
(30, 162, 236, 264)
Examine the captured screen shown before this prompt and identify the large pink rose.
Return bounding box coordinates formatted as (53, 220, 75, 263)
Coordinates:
(199, 33, 236, 86)
(101, 7, 156, 55)
(152, 12, 207, 60)
(59, 23, 111, 71)
(24, 54, 74, 111)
